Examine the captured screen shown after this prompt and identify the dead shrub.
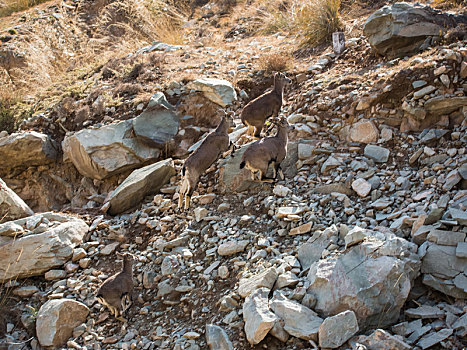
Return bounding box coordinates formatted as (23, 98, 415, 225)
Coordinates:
(257, 53, 290, 72)
(114, 83, 144, 96)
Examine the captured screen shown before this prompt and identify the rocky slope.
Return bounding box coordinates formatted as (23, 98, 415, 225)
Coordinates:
(0, 1, 466, 349)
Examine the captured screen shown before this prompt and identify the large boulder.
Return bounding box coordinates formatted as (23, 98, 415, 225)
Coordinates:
(306, 228, 420, 330)
(187, 78, 237, 107)
(243, 288, 278, 345)
(205, 324, 233, 350)
(105, 159, 176, 215)
(0, 212, 88, 281)
(132, 92, 179, 146)
(62, 120, 160, 180)
(0, 178, 33, 223)
(363, 2, 463, 58)
(419, 241, 467, 299)
(0, 131, 57, 170)
(218, 142, 298, 193)
(36, 299, 89, 348)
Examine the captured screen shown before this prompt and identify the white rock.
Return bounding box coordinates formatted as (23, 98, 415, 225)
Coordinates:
(243, 288, 278, 345)
(238, 267, 278, 298)
(352, 178, 372, 197)
(319, 310, 359, 348)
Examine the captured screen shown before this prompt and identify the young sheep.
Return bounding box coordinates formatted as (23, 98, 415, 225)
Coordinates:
(96, 252, 134, 322)
(240, 117, 290, 182)
(240, 72, 291, 138)
(178, 112, 235, 210)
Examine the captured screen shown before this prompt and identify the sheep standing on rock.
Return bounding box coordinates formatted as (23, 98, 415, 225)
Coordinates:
(240, 117, 290, 182)
(178, 111, 235, 210)
(96, 252, 134, 322)
(240, 72, 291, 138)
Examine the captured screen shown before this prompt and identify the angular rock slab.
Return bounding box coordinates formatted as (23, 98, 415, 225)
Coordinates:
(62, 120, 160, 180)
(349, 119, 379, 144)
(0, 131, 57, 170)
(0, 178, 33, 222)
(219, 142, 298, 193)
(238, 267, 278, 298)
(105, 159, 175, 215)
(419, 242, 467, 298)
(243, 288, 278, 345)
(0, 212, 89, 282)
(36, 299, 89, 348)
(363, 2, 461, 58)
(187, 78, 237, 107)
(133, 92, 179, 145)
(354, 329, 411, 350)
(319, 310, 359, 349)
(205, 324, 233, 350)
(306, 230, 420, 330)
(270, 291, 323, 341)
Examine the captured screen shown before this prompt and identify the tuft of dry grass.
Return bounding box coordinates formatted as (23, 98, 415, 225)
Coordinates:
(0, 0, 49, 18)
(257, 52, 290, 72)
(258, 0, 343, 47)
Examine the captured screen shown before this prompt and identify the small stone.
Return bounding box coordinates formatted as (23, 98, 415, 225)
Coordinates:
(72, 248, 87, 262)
(45, 270, 67, 281)
(13, 286, 39, 297)
(194, 207, 208, 222)
(443, 170, 461, 191)
(352, 178, 372, 197)
(414, 85, 436, 99)
(450, 208, 467, 225)
(100, 242, 119, 255)
(273, 185, 290, 197)
(275, 272, 299, 289)
(405, 305, 445, 319)
(417, 329, 453, 349)
(183, 331, 201, 339)
(289, 222, 312, 236)
(364, 144, 390, 163)
(238, 267, 278, 298)
(205, 324, 233, 350)
(218, 265, 229, 279)
(349, 119, 379, 143)
(456, 242, 467, 258)
(218, 240, 249, 256)
(318, 310, 359, 349)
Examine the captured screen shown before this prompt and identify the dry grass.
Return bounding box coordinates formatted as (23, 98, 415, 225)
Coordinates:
(0, 0, 49, 18)
(257, 52, 290, 72)
(258, 0, 343, 47)
(432, 0, 466, 8)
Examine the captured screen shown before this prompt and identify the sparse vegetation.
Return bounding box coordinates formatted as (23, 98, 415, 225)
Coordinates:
(0, 0, 49, 18)
(257, 52, 290, 72)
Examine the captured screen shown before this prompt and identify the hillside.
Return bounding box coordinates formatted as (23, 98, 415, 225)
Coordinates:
(0, 0, 466, 349)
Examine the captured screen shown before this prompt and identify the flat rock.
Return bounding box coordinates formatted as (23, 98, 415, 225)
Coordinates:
(105, 159, 175, 215)
(298, 226, 337, 270)
(356, 329, 411, 350)
(218, 240, 249, 256)
(289, 222, 312, 236)
(364, 144, 390, 163)
(187, 78, 237, 107)
(238, 267, 278, 298)
(36, 299, 89, 348)
(427, 229, 465, 246)
(275, 272, 299, 289)
(0, 131, 57, 170)
(269, 291, 323, 341)
(243, 288, 278, 345)
(13, 285, 39, 297)
(405, 305, 445, 319)
(321, 156, 342, 174)
(424, 96, 467, 116)
(319, 310, 359, 349)
(443, 169, 461, 191)
(63, 120, 160, 180)
(456, 242, 467, 258)
(0, 213, 88, 282)
(417, 329, 453, 349)
(0, 178, 34, 222)
(450, 208, 467, 225)
(205, 324, 233, 350)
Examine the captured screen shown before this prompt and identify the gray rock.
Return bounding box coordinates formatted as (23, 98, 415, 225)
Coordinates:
(364, 144, 390, 163)
(414, 85, 436, 99)
(417, 329, 453, 349)
(238, 267, 278, 298)
(36, 299, 89, 348)
(63, 120, 160, 180)
(424, 96, 467, 116)
(187, 78, 237, 107)
(298, 225, 337, 270)
(307, 229, 420, 330)
(133, 93, 179, 146)
(275, 272, 299, 289)
(137, 40, 182, 53)
(243, 288, 278, 345)
(452, 312, 467, 337)
(318, 310, 359, 349)
(427, 229, 465, 246)
(269, 291, 323, 341)
(218, 240, 249, 256)
(321, 156, 342, 174)
(405, 305, 445, 319)
(443, 169, 461, 191)
(0, 213, 89, 282)
(420, 242, 467, 298)
(0, 178, 33, 222)
(205, 324, 233, 350)
(269, 320, 289, 342)
(450, 208, 467, 225)
(363, 2, 461, 58)
(298, 143, 315, 160)
(105, 159, 175, 215)
(456, 242, 467, 258)
(0, 131, 57, 170)
(419, 129, 448, 144)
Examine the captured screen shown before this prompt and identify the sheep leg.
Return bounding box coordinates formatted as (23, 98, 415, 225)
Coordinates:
(259, 170, 274, 183)
(278, 166, 284, 180)
(253, 126, 262, 138)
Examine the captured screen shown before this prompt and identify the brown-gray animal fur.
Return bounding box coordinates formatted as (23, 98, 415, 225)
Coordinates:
(179, 113, 234, 210)
(240, 72, 291, 137)
(96, 253, 134, 322)
(240, 118, 289, 182)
